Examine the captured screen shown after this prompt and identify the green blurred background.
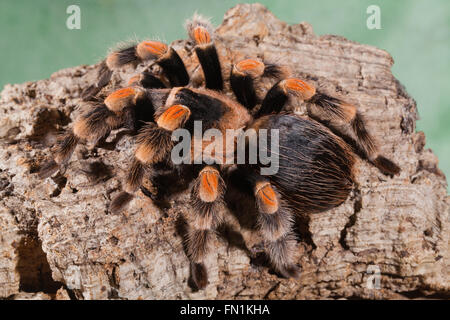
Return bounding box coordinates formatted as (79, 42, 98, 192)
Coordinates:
(0, 0, 449, 183)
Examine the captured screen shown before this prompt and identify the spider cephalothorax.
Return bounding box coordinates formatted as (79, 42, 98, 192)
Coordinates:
(38, 14, 400, 289)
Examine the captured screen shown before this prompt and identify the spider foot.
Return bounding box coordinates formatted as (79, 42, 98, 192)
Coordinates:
(189, 262, 208, 290)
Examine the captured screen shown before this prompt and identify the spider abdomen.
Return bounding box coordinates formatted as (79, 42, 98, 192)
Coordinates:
(253, 114, 356, 214)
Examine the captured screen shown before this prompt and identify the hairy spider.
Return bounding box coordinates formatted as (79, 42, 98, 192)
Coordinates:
(38, 14, 400, 290)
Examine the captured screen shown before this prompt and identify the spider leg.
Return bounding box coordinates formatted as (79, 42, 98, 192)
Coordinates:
(127, 71, 165, 89)
(256, 78, 316, 117)
(82, 41, 189, 100)
(103, 86, 167, 132)
(107, 41, 189, 87)
(82, 45, 146, 101)
(186, 15, 223, 90)
(110, 104, 191, 213)
(81, 61, 114, 100)
(256, 78, 400, 175)
(186, 165, 225, 289)
(156, 47, 190, 87)
(251, 177, 300, 278)
(38, 103, 123, 178)
(39, 85, 165, 179)
(230, 59, 264, 110)
(230, 59, 287, 110)
(307, 93, 400, 175)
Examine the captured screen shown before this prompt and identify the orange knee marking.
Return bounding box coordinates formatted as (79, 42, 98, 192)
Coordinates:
(105, 87, 136, 112)
(193, 26, 211, 45)
(234, 59, 265, 77)
(236, 59, 263, 71)
(136, 41, 168, 60)
(199, 168, 219, 202)
(156, 105, 191, 131)
(283, 78, 316, 100)
(128, 74, 141, 86)
(256, 183, 279, 214)
(109, 87, 135, 99)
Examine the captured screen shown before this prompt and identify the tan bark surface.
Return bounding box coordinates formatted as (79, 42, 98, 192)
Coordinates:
(0, 4, 448, 299)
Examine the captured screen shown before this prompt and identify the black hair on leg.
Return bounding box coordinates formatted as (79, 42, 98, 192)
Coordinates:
(186, 14, 223, 90)
(195, 45, 223, 90)
(250, 177, 300, 278)
(230, 60, 287, 110)
(139, 71, 166, 88)
(157, 48, 190, 87)
(308, 92, 401, 176)
(185, 166, 225, 289)
(230, 72, 257, 109)
(256, 81, 288, 117)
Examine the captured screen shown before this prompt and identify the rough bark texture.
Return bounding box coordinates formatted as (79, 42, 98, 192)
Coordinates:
(0, 4, 448, 300)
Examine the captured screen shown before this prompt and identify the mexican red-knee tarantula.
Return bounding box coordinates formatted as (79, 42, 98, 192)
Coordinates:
(38, 15, 400, 289)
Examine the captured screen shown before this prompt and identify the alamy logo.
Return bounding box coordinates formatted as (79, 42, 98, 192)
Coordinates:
(66, 5, 81, 30)
(171, 121, 279, 175)
(366, 5, 381, 30)
(366, 265, 381, 289)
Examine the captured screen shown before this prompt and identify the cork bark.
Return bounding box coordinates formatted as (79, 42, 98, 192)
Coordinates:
(0, 4, 448, 300)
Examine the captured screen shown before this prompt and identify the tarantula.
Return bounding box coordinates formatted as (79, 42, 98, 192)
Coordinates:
(38, 15, 400, 289)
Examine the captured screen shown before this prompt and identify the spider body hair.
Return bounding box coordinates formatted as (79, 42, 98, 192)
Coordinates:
(258, 80, 400, 176)
(249, 114, 355, 213)
(37, 13, 402, 290)
(109, 87, 251, 214)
